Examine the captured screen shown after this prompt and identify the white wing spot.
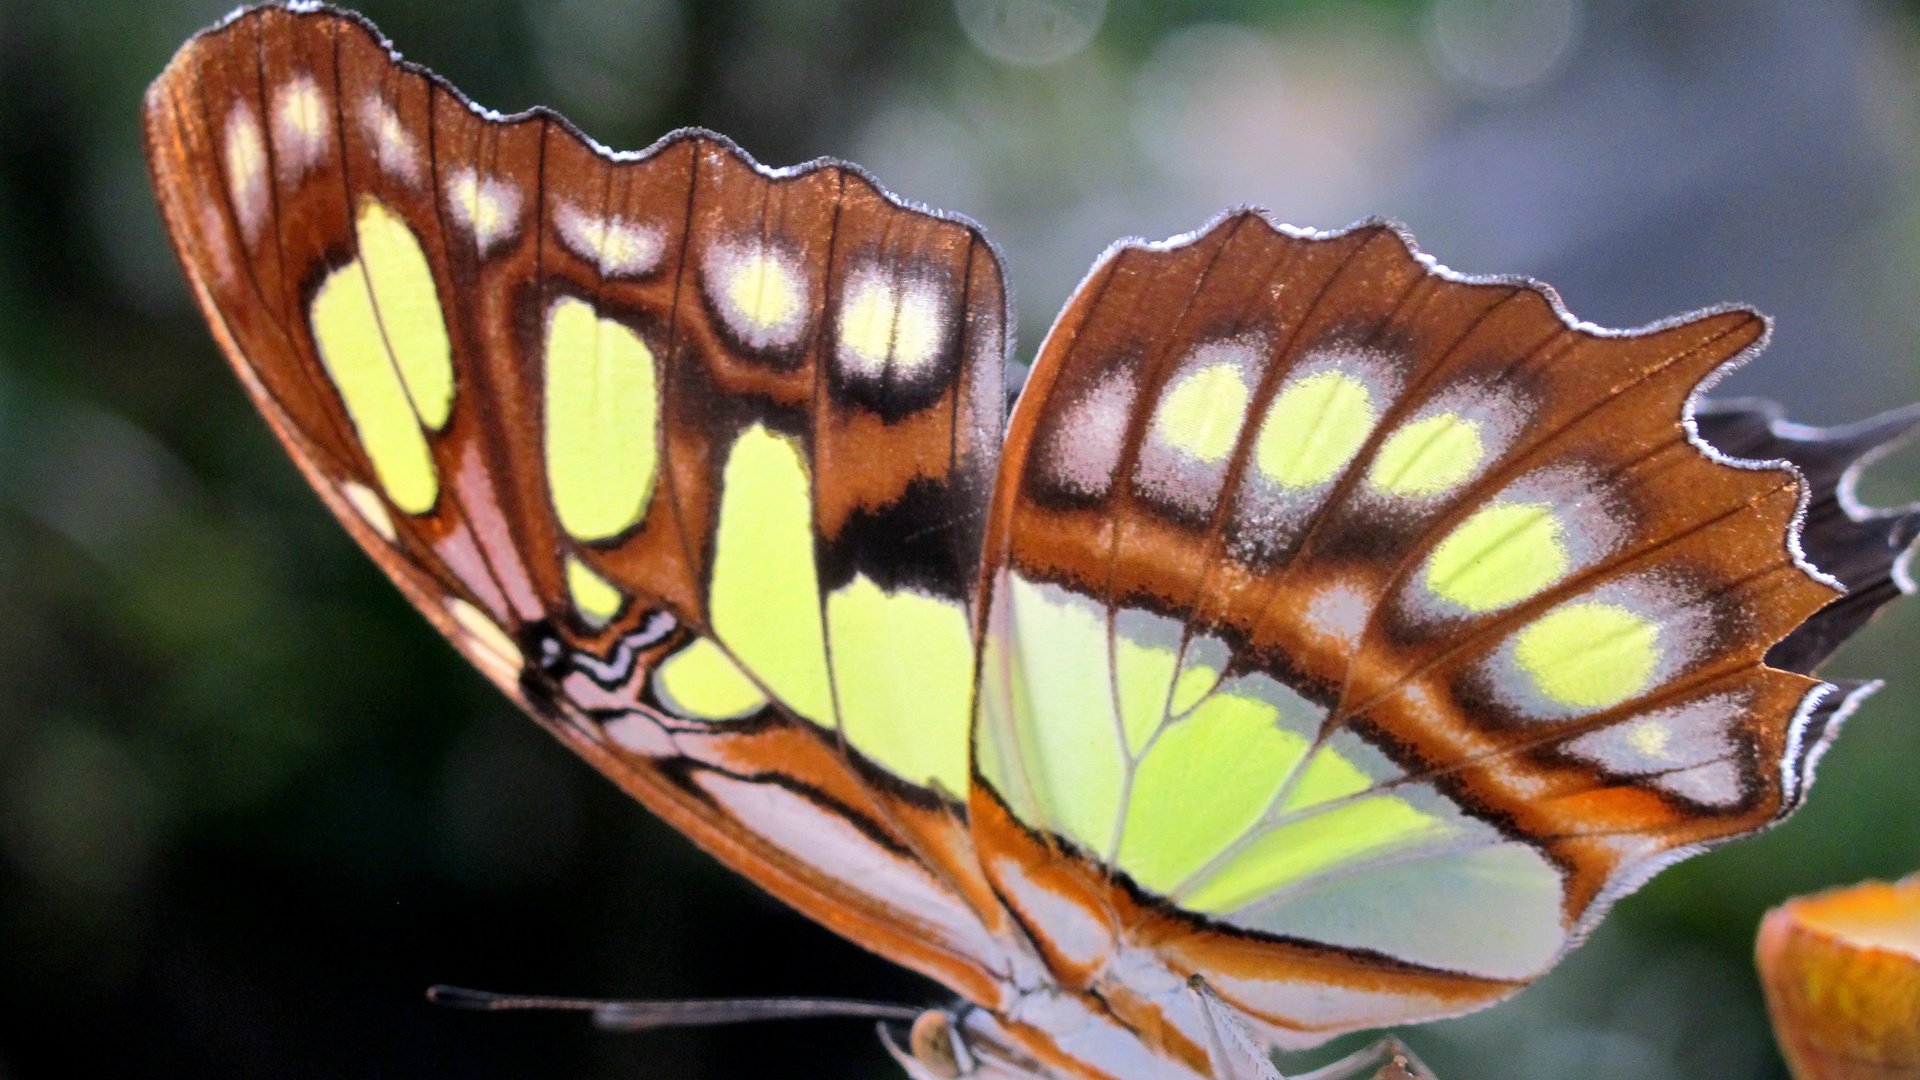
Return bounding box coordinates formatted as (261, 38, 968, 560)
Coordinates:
(554, 201, 665, 277)
(445, 167, 522, 255)
(339, 479, 398, 543)
(1042, 369, 1137, 498)
(702, 240, 810, 351)
(222, 101, 268, 241)
(271, 75, 330, 180)
(358, 96, 421, 185)
(446, 597, 523, 688)
(1303, 579, 1371, 649)
(836, 265, 949, 380)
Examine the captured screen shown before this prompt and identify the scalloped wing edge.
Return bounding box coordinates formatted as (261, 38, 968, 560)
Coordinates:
(156, 1, 1018, 380)
(1694, 398, 1920, 673)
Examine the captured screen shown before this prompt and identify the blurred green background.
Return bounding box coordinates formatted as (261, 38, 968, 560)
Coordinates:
(1, 0, 1918, 1076)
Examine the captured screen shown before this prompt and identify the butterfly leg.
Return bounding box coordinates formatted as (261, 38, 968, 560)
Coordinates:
(1287, 1036, 1435, 1080)
(1187, 977, 1437, 1080)
(1188, 976, 1286, 1080)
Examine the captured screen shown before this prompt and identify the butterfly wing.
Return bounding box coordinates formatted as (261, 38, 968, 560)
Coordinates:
(143, 4, 1020, 1006)
(971, 213, 1918, 1048)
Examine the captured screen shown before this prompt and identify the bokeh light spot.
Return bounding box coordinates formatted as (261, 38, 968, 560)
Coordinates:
(1427, 0, 1580, 93)
(956, 0, 1107, 67)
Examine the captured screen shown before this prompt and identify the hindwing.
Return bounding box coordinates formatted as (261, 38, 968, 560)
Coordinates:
(972, 213, 1920, 1048)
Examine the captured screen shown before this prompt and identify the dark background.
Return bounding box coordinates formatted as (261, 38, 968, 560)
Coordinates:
(2, 0, 1918, 1077)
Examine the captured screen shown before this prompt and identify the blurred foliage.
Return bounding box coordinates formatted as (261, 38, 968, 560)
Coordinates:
(1, 0, 1918, 1077)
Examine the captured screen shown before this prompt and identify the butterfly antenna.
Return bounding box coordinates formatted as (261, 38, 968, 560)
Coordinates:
(427, 985, 921, 1031)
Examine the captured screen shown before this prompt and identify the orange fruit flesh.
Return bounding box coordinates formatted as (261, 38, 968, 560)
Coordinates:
(1756, 876, 1920, 1080)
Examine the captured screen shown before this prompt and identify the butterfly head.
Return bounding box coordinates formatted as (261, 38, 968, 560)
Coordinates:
(880, 1004, 1054, 1080)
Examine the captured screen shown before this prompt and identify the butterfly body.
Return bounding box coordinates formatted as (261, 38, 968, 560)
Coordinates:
(144, 6, 1920, 1078)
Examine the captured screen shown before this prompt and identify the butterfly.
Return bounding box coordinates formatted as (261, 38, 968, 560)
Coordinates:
(142, 4, 1920, 1078)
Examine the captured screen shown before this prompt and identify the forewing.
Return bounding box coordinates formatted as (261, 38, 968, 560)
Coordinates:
(971, 213, 1916, 1044)
(144, 4, 1017, 1006)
